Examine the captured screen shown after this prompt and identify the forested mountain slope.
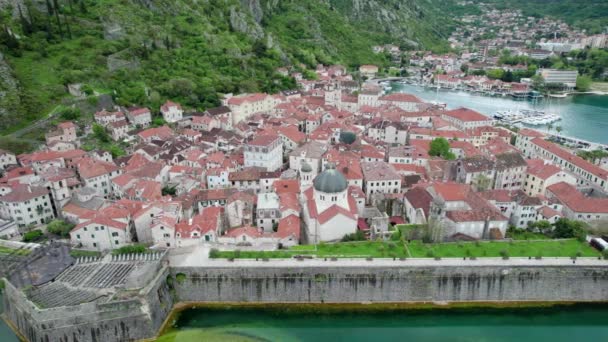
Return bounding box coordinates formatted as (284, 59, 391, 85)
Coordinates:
(0, 0, 452, 133)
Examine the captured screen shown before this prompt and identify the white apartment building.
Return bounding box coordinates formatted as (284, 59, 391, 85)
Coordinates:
(77, 158, 121, 197)
(521, 137, 608, 192)
(357, 87, 382, 107)
(0, 150, 17, 170)
(71, 216, 132, 250)
(244, 135, 283, 172)
(523, 159, 577, 197)
(538, 69, 578, 88)
(127, 107, 152, 127)
(206, 169, 229, 189)
(224, 93, 276, 124)
(256, 192, 281, 232)
(367, 121, 409, 145)
(441, 108, 493, 130)
(0, 185, 54, 228)
(160, 101, 183, 123)
(361, 161, 401, 201)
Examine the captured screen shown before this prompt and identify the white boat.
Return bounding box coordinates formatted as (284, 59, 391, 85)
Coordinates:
(549, 93, 568, 98)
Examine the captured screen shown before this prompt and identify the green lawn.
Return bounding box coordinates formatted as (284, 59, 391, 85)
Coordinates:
(69, 249, 102, 258)
(0, 246, 31, 256)
(212, 239, 600, 259)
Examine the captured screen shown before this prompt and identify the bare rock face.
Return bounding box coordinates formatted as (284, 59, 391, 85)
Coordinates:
(104, 22, 125, 41)
(229, 6, 264, 40)
(0, 0, 26, 17)
(0, 52, 22, 130)
(240, 0, 264, 23)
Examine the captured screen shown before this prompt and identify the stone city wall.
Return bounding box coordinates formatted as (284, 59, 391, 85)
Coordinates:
(6, 259, 608, 342)
(2, 267, 173, 342)
(170, 263, 608, 303)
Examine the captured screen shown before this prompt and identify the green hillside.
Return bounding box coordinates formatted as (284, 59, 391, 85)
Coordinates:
(0, 0, 452, 134)
(479, 0, 608, 34)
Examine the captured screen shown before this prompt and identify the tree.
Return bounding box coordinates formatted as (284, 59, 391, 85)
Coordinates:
(553, 218, 586, 240)
(341, 230, 367, 242)
(23, 229, 44, 242)
(339, 131, 356, 145)
(577, 149, 608, 164)
(555, 126, 562, 135)
(162, 186, 177, 196)
(486, 68, 505, 80)
(531, 74, 545, 91)
(60, 108, 81, 120)
(79, 0, 87, 14)
(429, 137, 455, 160)
(528, 220, 552, 234)
(47, 219, 75, 237)
(576, 75, 592, 92)
(92, 123, 110, 143)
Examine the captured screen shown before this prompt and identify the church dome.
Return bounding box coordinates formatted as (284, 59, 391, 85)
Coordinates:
(313, 164, 348, 193)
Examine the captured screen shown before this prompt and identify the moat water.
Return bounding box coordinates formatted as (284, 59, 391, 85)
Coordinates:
(156, 304, 608, 342)
(390, 83, 608, 144)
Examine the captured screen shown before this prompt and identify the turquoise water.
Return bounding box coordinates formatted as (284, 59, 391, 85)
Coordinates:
(0, 294, 18, 342)
(159, 305, 608, 342)
(390, 83, 608, 144)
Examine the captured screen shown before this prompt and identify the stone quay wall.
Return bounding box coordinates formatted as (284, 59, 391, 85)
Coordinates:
(5, 258, 608, 342)
(170, 260, 608, 303)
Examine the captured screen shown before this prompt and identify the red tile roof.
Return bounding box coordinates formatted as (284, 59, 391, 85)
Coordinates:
(526, 159, 563, 180)
(0, 184, 48, 202)
(129, 107, 151, 116)
(404, 187, 433, 218)
(519, 128, 545, 138)
(279, 192, 300, 213)
(444, 108, 489, 122)
(226, 93, 269, 106)
(317, 204, 356, 224)
(248, 134, 280, 147)
(225, 225, 262, 238)
(547, 182, 608, 214)
(273, 179, 300, 194)
(379, 93, 423, 103)
(276, 214, 301, 240)
(73, 216, 128, 232)
(77, 158, 119, 179)
(160, 100, 182, 112)
(537, 206, 562, 219)
(137, 126, 174, 140)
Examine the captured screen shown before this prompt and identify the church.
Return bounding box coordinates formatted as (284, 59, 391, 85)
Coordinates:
(301, 163, 358, 243)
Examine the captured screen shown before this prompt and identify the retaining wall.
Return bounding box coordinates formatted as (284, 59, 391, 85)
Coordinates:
(170, 262, 608, 303)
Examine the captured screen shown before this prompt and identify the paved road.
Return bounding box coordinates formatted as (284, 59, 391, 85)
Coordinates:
(169, 245, 210, 267)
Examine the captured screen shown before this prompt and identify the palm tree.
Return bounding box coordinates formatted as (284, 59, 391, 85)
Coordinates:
(556, 126, 562, 135)
(547, 123, 553, 133)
